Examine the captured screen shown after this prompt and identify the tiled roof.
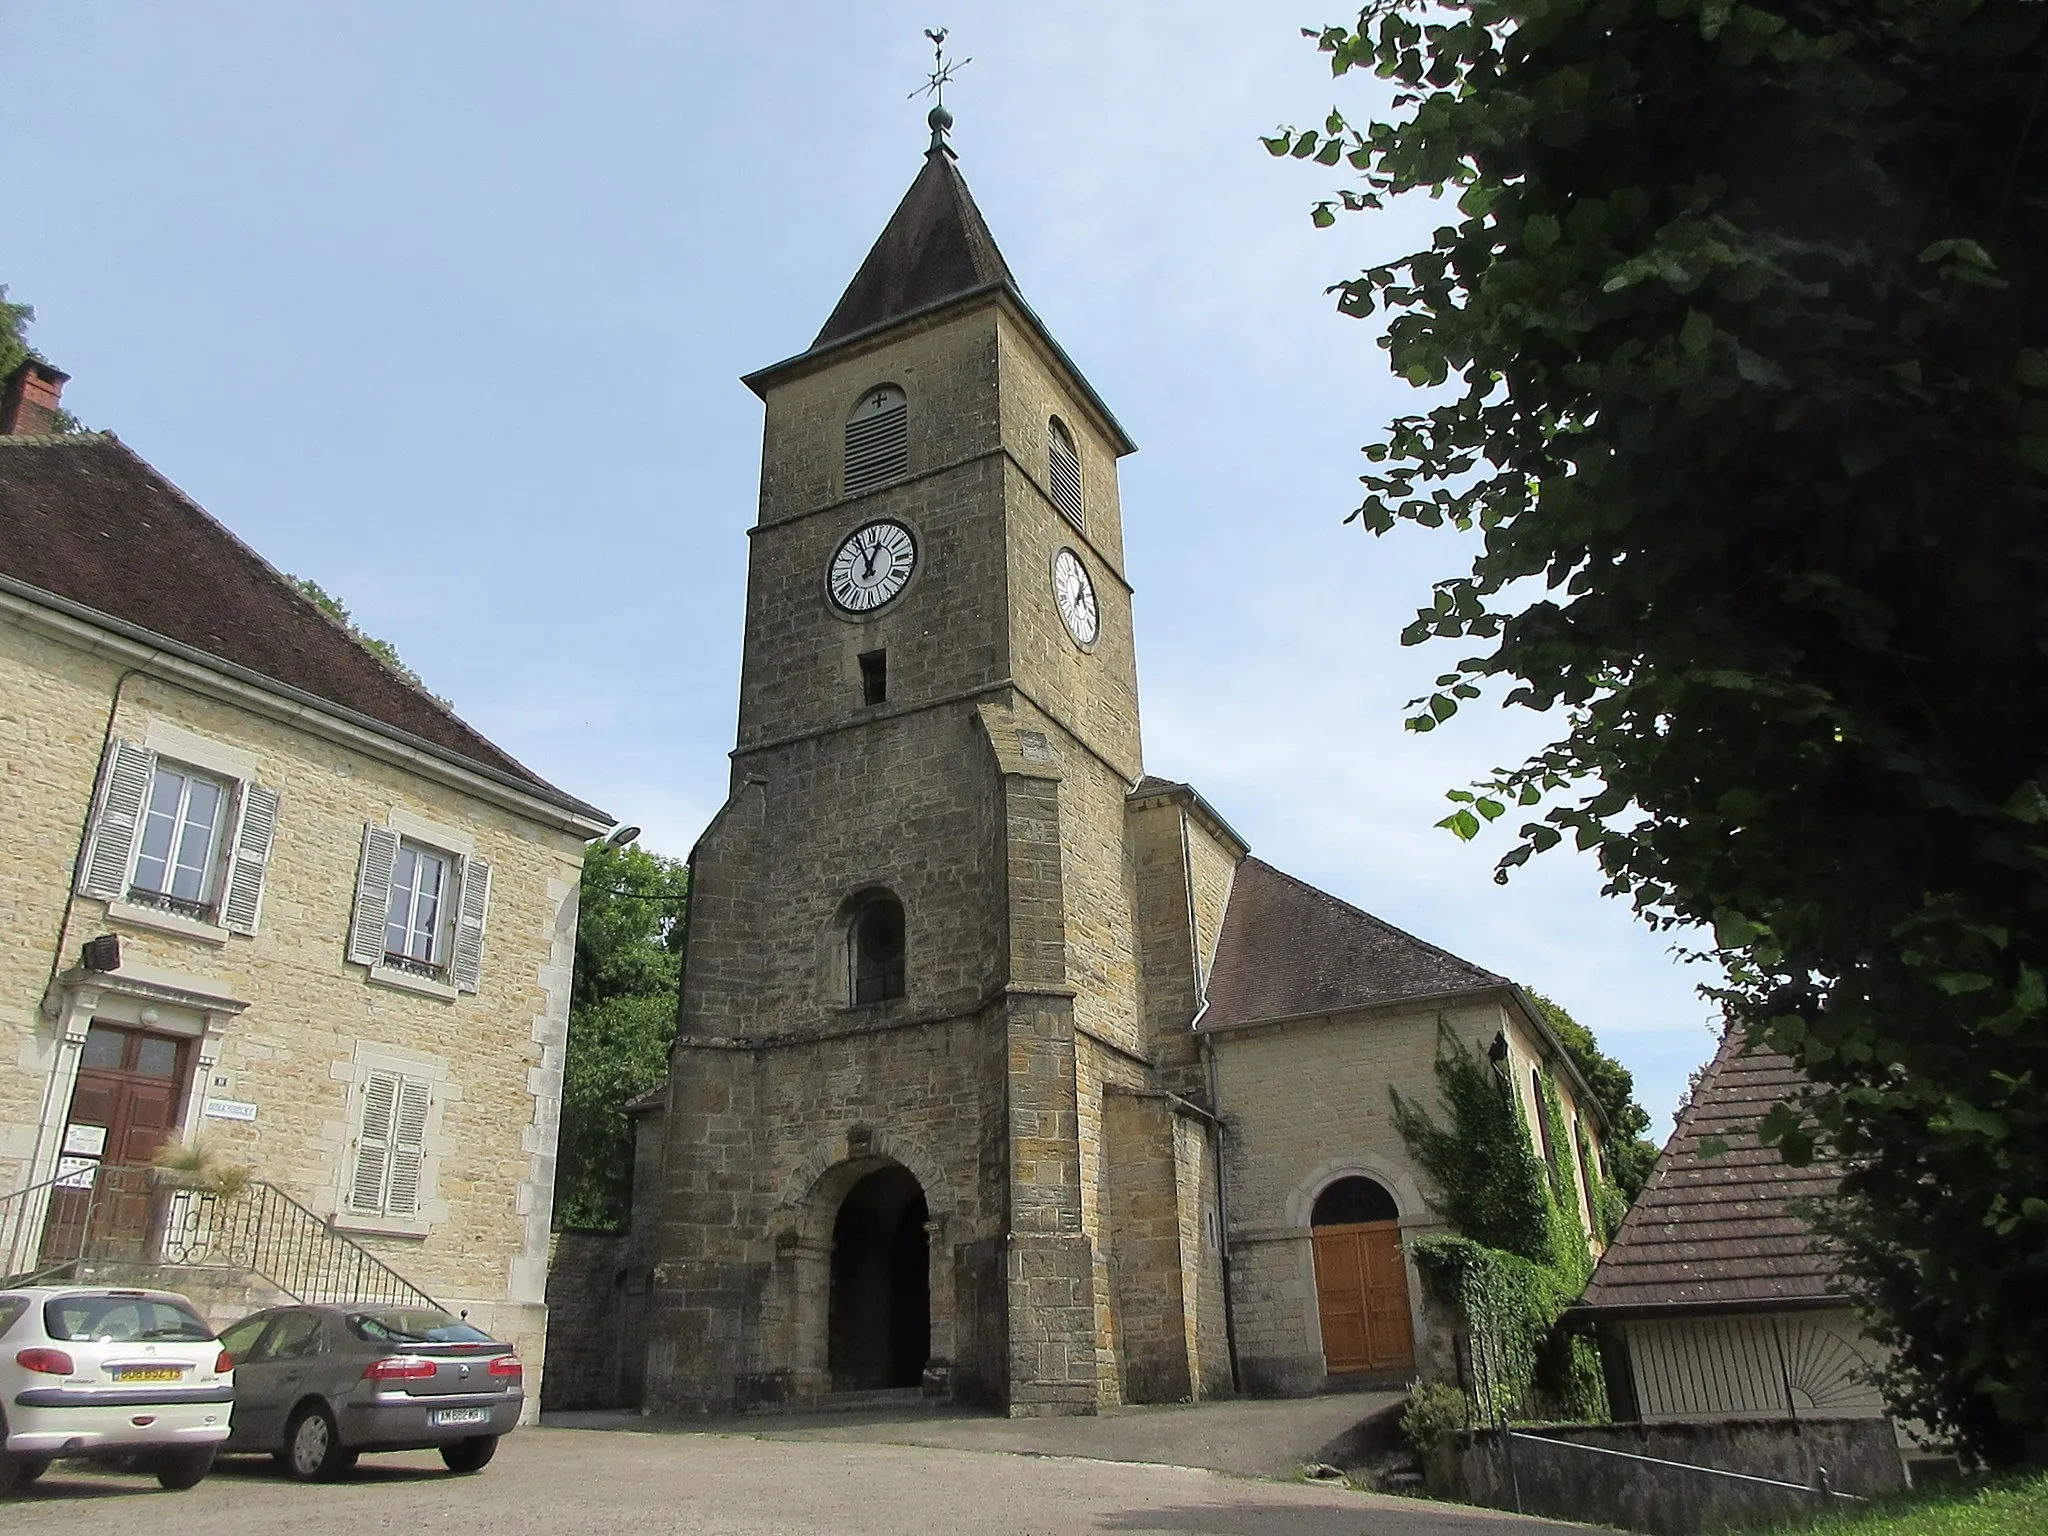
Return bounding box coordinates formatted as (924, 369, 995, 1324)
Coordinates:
(1576, 1032, 1842, 1315)
(0, 434, 590, 808)
(810, 148, 1018, 350)
(1199, 857, 1508, 1031)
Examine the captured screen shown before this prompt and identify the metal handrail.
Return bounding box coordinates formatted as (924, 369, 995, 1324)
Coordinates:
(1505, 1430, 1865, 1501)
(1, 1164, 440, 1311)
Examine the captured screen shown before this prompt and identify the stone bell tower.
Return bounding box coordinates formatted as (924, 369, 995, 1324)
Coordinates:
(640, 114, 1231, 1417)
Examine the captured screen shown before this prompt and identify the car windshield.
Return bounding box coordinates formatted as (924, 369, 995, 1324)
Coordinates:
(348, 1309, 493, 1345)
(45, 1295, 214, 1343)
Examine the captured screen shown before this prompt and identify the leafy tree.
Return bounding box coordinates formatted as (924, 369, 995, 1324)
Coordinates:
(1270, 1, 2048, 1462)
(1, 286, 82, 432)
(555, 840, 687, 1230)
(1526, 990, 1659, 1201)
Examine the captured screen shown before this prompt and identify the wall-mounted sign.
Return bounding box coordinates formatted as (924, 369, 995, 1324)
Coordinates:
(55, 1156, 97, 1190)
(202, 1098, 258, 1123)
(62, 1123, 108, 1156)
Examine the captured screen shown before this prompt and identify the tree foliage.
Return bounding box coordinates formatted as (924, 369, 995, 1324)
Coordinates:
(1527, 990, 1659, 1200)
(288, 576, 433, 693)
(556, 840, 687, 1231)
(1396, 1028, 1603, 1418)
(1273, 0, 2048, 1462)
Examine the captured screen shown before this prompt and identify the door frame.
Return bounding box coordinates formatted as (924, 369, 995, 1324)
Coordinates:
(11, 958, 246, 1272)
(1289, 1160, 1428, 1377)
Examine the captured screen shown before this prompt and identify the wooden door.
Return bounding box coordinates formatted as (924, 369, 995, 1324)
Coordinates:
(1312, 1220, 1416, 1375)
(43, 1025, 190, 1264)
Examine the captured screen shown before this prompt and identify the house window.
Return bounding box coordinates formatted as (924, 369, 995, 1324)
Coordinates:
(844, 385, 908, 496)
(859, 650, 887, 706)
(848, 891, 906, 1004)
(348, 823, 492, 994)
(77, 738, 280, 935)
(384, 842, 450, 968)
(130, 764, 229, 914)
(1048, 417, 1082, 527)
(348, 1068, 432, 1218)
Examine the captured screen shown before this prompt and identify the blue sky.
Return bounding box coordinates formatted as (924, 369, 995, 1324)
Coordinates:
(4, 1, 1725, 1136)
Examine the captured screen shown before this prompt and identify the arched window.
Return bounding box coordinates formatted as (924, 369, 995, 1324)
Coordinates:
(845, 385, 908, 497)
(1311, 1175, 1399, 1227)
(848, 891, 906, 1004)
(1047, 417, 1082, 527)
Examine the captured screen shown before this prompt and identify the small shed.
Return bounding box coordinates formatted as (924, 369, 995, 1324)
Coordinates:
(1571, 1032, 1885, 1422)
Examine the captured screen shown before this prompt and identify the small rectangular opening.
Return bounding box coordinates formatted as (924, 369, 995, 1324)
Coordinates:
(859, 650, 887, 707)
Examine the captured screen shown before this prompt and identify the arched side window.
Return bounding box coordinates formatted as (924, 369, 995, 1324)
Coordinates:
(1311, 1175, 1400, 1227)
(848, 890, 906, 1004)
(845, 385, 908, 497)
(1047, 417, 1083, 527)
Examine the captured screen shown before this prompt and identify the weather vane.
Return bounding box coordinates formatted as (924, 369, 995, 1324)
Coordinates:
(911, 27, 970, 151)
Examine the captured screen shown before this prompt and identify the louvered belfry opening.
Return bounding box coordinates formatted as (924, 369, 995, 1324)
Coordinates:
(844, 384, 909, 497)
(1048, 416, 1083, 527)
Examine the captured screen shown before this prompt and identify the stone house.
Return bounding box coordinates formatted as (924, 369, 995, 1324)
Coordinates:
(556, 121, 1607, 1418)
(0, 367, 609, 1413)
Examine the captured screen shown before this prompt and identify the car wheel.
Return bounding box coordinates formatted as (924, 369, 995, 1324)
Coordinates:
(154, 1447, 216, 1491)
(439, 1436, 498, 1474)
(284, 1404, 350, 1482)
(0, 1451, 50, 1495)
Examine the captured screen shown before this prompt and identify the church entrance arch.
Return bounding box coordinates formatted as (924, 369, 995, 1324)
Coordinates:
(1310, 1175, 1415, 1376)
(828, 1163, 930, 1391)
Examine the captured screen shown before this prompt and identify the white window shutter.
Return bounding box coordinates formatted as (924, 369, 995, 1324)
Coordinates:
(78, 740, 157, 901)
(450, 855, 492, 993)
(385, 1077, 432, 1217)
(219, 783, 280, 935)
(350, 1070, 398, 1212)
(347, 825, 401, 967)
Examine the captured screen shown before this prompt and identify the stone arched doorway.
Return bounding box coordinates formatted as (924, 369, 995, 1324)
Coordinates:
(1310, 1175, 1415, 1376)
(829, 1163, 930, 1390)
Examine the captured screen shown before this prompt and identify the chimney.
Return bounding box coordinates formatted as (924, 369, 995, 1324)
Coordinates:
(1, 359, 70, 436)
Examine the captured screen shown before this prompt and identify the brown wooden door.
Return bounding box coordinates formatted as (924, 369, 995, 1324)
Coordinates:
(1312, 1220, 1416, 1375)
(43, 1025, 190, 1264)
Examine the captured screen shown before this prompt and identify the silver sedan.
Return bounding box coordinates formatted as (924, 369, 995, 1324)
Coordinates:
(215, 1304, 521, 1480)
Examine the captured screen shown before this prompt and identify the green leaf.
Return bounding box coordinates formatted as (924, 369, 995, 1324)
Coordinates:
(1438, 808, 1484, 841)
(2019, 350, 2048, 391)
(1694, 1135, 1730, 1159)
(1934, 972, 1994, 995)
(1311, 203, 1337, 229)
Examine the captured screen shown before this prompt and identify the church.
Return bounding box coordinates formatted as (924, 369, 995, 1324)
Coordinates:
(607, 110, 1610, 1418)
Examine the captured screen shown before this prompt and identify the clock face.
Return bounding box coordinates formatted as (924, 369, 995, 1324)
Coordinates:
(828, 520, 918, 613)
(1052, 548, 1099, 647)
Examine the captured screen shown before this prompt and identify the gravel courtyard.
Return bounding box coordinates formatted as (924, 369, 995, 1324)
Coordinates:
(8, 1424, 1592, 1535)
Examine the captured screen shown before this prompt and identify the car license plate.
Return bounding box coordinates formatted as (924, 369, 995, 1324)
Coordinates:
(433, 1407, 489, 1426)
(113, 1367, 183, 1382)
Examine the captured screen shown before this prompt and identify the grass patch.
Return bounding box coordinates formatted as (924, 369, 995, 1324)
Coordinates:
(1751, 1473, 2048, 1536)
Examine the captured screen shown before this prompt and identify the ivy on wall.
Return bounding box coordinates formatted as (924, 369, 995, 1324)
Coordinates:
(1394, 1025, 1605, 1419)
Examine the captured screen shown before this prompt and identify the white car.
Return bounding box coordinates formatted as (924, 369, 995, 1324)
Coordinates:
(0, 1286, 233, 1494)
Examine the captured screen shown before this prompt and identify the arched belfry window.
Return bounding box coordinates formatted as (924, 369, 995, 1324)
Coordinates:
(1047, 417, 1083, 527)
(848, 890, 906, 1004)
(845, 385, 909, 497)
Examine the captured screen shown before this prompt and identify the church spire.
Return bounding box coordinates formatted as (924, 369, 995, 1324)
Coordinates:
(808, 135, 1017, 351)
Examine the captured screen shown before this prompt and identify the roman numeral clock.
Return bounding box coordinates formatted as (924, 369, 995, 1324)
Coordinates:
(828, 519, 918, 614)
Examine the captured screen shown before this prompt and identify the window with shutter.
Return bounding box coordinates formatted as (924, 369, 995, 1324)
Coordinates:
(450, 855, 492, 993)
(844, 385, 908, 496)
(349, 1070, 399, 1213)
(348, 825, 402, 967)
(220, 783, 281, 934)
(1048, 417, 1083, 528)
(348, 1069, 433, 1217)
(78, 740, 158, 901)
(79, 739, 276, 932)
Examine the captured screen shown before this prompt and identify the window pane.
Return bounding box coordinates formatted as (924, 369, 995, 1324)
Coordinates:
(132, 769, 186, 894)
(81, 1025, 127, 1071)
(386, 846, 419, 956)
(410, 851, 445, 962)
(135, 1035, 179, 1078)
(168, 776, 223, 901)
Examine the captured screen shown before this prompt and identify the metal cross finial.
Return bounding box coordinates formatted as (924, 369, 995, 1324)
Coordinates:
(910, 27, 970, 152)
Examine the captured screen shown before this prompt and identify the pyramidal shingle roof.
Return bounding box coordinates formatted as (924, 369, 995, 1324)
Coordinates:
(0, 434, 601, 817)
(810, 147, 1019, 350)
(1198, 857, 1509, 1031)
(1574, 1032, 1842, 1316)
